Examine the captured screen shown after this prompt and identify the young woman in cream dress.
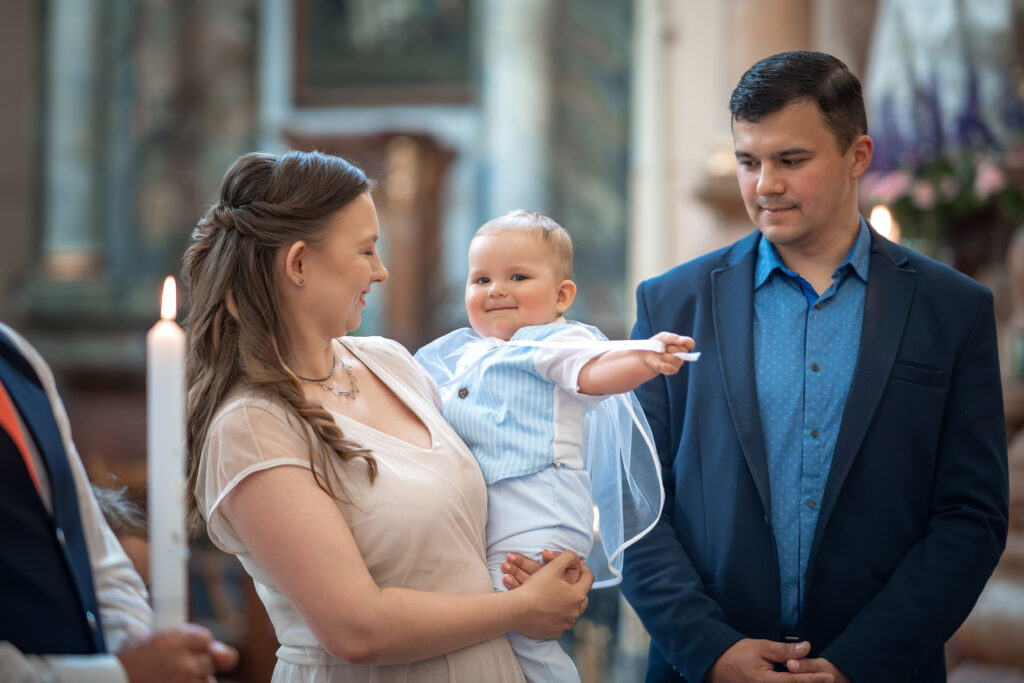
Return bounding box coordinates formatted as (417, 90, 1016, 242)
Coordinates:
(184, 151, 592, 682)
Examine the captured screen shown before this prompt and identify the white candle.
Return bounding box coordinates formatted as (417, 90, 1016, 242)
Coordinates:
(147, 275, 187, 630)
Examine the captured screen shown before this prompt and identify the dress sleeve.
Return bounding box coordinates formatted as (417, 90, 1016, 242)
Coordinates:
(196, 397, 314, 554)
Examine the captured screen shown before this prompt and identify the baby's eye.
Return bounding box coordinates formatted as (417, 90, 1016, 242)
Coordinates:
(511, 274, 528, 281)
(474, 276, 490, 285)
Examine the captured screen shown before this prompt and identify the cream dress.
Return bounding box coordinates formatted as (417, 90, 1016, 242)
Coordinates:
(196, 336, 525, 683)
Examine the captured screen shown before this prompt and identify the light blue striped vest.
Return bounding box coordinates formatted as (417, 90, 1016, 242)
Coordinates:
(415, 322, 595, 484)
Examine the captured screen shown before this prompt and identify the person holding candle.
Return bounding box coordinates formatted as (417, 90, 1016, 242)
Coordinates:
(0, 322, 238, 683)
(183, 150, 592, 683)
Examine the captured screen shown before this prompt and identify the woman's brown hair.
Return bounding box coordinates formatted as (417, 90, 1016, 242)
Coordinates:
(182, 150, 377, 533)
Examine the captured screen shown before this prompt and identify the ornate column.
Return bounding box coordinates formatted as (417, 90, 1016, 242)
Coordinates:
(480, 0, 555, 215)
(41, 0, 104, 280)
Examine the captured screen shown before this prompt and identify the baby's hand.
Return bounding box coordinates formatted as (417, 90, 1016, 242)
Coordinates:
(645, 332, 695, 376)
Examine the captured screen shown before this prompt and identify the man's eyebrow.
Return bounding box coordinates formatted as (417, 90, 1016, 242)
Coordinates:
(734, 147, 811, 159)
(774, 147, 811, 157)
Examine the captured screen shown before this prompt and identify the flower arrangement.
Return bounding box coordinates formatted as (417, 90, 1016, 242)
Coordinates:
(860, 148, 1024, 248)
(859, 0, 1024, 263)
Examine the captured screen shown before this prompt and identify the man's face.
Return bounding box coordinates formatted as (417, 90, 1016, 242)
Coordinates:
(733, 99, 869, 256)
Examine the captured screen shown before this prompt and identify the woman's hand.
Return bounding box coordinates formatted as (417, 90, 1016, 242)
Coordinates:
(501, 549, 583, 589)
(508, 550, 593, 639)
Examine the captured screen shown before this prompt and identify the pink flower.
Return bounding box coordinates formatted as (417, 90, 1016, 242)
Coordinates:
(863, 170, 912, 204)
(911, 179, 937, 209)
(974, 159, 1007, 200)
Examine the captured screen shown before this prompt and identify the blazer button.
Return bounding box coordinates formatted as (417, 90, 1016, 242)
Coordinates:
(56, 527, 67, 546)
(458, 387, 469, 399)
(85, 610, 97, 629)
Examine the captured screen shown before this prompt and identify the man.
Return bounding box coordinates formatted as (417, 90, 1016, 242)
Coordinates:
(0, 321, 238, 682)
(620, 51, 1009, 682)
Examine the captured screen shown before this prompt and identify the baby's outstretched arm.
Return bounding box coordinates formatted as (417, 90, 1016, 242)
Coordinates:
(576, 331, 694, 396)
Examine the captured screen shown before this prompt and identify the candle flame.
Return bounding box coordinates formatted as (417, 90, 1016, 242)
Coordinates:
(869, 205, 900, 242)
(160, 276, 177, 321)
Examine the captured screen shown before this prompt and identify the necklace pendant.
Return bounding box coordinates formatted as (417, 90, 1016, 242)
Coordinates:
(318, 381, 357, 398)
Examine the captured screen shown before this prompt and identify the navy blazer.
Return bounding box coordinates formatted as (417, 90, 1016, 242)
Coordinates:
(621, 229, 1008, 682)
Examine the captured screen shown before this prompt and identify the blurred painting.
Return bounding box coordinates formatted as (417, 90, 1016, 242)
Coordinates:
(294, 0, 472, 105)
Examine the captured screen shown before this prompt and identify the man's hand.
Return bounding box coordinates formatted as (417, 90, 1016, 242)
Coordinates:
(501, 549, 582, 589)
(116, 623, 239, 683)
(708, 639, 835, 682)
(786, 656, 850, 682)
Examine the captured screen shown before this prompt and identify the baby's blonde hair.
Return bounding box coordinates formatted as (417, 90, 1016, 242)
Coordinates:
(474, 210, 574, 280)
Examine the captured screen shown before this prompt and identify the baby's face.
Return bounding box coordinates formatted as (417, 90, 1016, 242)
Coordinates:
(465, 231, 572, 340)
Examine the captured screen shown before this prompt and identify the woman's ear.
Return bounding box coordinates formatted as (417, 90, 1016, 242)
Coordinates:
(555, 279, 577, 314)
(281, 241, 307, 286)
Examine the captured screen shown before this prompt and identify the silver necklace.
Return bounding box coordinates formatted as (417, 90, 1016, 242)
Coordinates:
(295, 354, 359, 398)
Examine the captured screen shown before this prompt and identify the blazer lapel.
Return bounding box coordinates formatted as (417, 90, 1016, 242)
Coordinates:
(712, 233, 772, 516)
(813, 233, 915, 548)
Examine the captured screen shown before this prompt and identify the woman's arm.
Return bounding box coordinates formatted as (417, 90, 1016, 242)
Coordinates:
(221, 464, 592, 666)
(576, 331, 694, 396)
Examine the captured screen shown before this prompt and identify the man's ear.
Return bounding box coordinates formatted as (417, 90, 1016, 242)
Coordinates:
(849, 134, 874, 179)
(281, 241, 307, 286)
(555, 279, 577, 314)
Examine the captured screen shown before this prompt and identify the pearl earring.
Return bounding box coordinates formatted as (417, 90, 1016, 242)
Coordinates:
(298, 278, 305, 286)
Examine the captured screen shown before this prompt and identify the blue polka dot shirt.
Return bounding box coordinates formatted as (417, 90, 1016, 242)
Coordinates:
(753, 218, 870, 633)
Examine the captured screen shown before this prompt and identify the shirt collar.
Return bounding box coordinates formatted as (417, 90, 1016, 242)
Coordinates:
(755, 216, 871, 289)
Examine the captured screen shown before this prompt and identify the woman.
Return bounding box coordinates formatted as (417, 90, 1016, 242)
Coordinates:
(183, 150, 591, 682)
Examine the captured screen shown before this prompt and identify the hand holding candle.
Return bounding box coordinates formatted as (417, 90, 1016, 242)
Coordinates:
(147, 276, 187, 630)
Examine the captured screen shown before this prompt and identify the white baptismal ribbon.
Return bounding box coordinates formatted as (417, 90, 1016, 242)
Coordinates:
(507, 337, 701, 361)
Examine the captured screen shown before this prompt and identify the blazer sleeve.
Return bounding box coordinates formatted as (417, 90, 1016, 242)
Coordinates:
(821, 287, 1009, 681)
(620, 280, 745, 682)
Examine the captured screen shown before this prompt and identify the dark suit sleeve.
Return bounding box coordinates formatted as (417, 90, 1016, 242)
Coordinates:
(621, 281, 745, 682)
(822, 288, 1009, 681)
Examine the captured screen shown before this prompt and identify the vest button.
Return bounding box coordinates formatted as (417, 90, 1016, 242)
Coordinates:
(458, 387, 469, 399)
(85, 610, 97, 629)
(56, 527, 67, 546)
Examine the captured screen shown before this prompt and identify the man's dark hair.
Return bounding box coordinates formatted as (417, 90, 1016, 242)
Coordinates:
(729, 51, 867, 152)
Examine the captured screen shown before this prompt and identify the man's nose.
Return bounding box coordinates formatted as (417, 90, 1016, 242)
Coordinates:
(756, 164, 785, 196)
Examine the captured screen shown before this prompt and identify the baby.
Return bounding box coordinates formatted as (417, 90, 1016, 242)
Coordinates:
(415, 210, 694, 683)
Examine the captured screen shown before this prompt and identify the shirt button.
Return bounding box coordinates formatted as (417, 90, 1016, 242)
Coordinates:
(810, 429, 819, 438)
(814, 302, 823, 310)
(811, 363, 820, 372)
(807, 499, 816, 509)
(85, 610, 97, 629)
(56, 527, 67, 546)
(457, 387, 469, 399)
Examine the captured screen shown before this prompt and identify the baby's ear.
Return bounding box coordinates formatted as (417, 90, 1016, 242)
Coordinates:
(555, 279, 577, 313)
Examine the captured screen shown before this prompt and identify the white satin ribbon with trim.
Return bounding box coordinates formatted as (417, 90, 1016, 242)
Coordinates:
(507, 337, 700, 361)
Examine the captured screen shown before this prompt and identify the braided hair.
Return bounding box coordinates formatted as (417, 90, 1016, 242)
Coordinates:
(182, 151, 377, 533)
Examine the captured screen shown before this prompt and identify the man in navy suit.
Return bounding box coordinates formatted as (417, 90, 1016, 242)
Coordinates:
(621, 51, 1009, 682)
(0, 322, 238, 682)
